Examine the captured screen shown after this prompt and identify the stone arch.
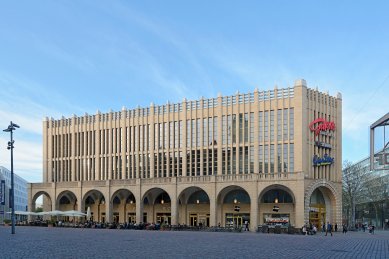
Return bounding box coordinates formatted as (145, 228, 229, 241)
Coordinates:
(305, 180, 339, 227)
(82, 190, 106, 223)
(217, 185, 251, 204)
(216, 185, 251, 227)
(32, 191, 53, 212)
(258, 184, 296, 227)
(258, 184, 296, 204)
(56, 190, 78, 210)
(178, 186, 210, 226)
(178, 186, 210, 204)
(142, 187, 171, 224)
(110, 189, 137, 223)
(142, 187, 171, 205)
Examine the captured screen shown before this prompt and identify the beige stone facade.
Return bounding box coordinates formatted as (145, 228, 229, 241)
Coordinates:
(29, 79, 342, 231)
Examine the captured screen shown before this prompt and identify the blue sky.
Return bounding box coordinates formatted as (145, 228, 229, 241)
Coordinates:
(0, 1, 388, 183)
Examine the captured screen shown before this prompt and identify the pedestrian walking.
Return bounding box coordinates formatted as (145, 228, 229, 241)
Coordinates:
(244, 221, 249, 231)
(325, 222, 333, 236)
(342, 224, 347, 234)
(335, 223, 338, 232)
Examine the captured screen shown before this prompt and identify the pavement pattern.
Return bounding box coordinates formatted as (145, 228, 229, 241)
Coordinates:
(1, 227, 388, 258)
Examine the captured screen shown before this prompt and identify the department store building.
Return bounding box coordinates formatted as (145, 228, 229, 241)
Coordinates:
(28, 79, 342, 231)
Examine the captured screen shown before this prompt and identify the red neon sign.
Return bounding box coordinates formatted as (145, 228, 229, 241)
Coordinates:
(309, 118, 336, 136)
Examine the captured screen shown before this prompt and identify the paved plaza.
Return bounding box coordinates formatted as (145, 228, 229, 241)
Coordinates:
(1, 227, 388, 258)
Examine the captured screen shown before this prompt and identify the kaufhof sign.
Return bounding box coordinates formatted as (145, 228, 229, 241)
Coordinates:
(313, 154, 334, 166)
(309, 118, 336, 136)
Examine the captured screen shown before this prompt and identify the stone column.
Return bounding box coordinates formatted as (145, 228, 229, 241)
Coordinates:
(170, 179, 178, 225)
(136, 200, 143, 223)
(105, 201, 113, 223)
(250, 190, 258, 232)
(210, 197, 217, 227)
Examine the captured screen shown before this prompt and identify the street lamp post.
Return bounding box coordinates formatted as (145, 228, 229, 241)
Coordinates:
(3, 121, 20, 234)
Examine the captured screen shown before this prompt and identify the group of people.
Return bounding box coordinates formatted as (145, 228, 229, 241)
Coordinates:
(302, 222, 349, 236)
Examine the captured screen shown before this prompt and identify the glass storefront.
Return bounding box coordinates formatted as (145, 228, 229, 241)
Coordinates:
(156, 213, 171, 224)
(225, 213, 250, 227)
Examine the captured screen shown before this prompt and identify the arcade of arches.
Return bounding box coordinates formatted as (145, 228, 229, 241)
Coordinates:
(29, 182, 341, 231)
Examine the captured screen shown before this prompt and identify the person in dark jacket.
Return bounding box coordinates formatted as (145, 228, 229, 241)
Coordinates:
(325, 222, 333, 236)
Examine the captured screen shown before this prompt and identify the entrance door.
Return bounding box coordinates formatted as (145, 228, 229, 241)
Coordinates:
(127, 213, 136, 223)
(225, 213, 249, 227)
(190, 214, 198, 226)
(156, 213, 171, 224)
(309, 204, 326, 227)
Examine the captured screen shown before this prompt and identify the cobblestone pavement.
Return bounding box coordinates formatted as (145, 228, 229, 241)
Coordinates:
(1, 227, 388, 258)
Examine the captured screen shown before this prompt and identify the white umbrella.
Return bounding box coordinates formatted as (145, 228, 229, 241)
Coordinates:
(62, 210, 87, 217)
(46, 210, 65, 216)
(86, 207, 91, 220)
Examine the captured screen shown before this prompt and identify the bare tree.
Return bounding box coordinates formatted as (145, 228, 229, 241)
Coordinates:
(342, 160, 368, 228)
(362, 173, 389, 229)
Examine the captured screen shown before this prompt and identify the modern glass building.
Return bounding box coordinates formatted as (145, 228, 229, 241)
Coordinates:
(0, 166, 28, 222)
(29, 79, 342, 231)
(343, 147, 389, 228)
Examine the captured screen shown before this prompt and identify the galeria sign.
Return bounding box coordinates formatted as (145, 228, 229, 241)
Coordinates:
(309, 118, 336, 136)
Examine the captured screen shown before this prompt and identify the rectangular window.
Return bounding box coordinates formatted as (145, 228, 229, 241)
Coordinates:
(244, 113, 249, 143)
(283, 143, 288, 172)
(203, 118, 208, 146)
(213, 117, 218, 146)
(249, 146, 254, 174)
(173, 121, 179, 148)
(222, 115, 226, 145)
(249, 113, 254, 143)
(179, 121, 183, 148)
(232, 114, 237, 144)
(264, 144, 268, 174)
(239, 113, 243, 144)
(187, 120, 191, 147)
(196, 119, 200, 147)
(289, 143, 294, 172)
(154, 124, 158, 150)
(270, 144, 274, 173)
(159, 123, 163, 149)
(170, 122, 174, 149)
(208, 118, 213, 145)
(258, 145, 263, 173)
(283, 110, 288, 140)
(227, 115, 232, 145)
(264, 111, 269, 142)
(232, 147, 236, 174)
(239, 147, 243, 174)
(277, 110, 282, 141)
(244, 146, 248, 174)
(164, 122, 168, 149)
(191, 120, 195, 148)
(222, 148, 226, 174)
(277, 144, 282, 173)
(259, 112, 263, 142)
(289, 108, 294, 140)
(140, 125, 143, 151)
(227, 147, 231, 174)
(270, 110, 274, 142)
(148, 124, 151, 151)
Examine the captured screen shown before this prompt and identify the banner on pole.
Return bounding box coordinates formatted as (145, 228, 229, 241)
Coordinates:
(0, 180, 5, 205)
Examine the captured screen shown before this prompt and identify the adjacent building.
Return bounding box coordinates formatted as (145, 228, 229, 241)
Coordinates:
(29, 79, 342, 231)
(0, 166, 28, 222)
